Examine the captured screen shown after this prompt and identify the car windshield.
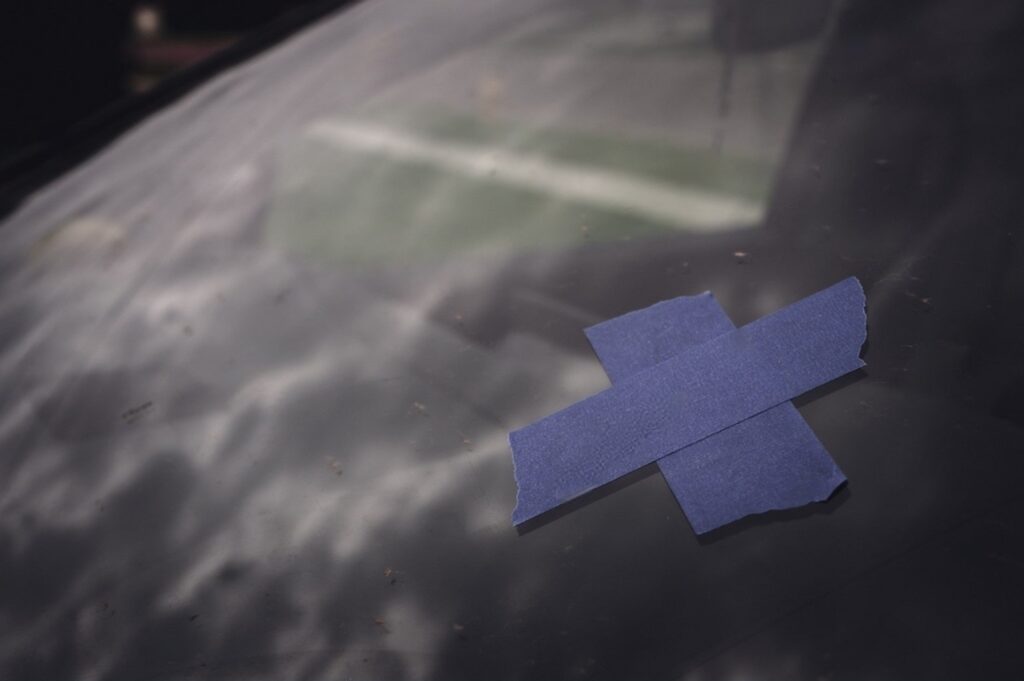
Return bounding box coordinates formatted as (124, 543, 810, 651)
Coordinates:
(2, 0, 1023, 679)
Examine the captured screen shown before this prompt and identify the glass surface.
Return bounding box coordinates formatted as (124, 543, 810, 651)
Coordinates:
(2, 0, 1023, 679)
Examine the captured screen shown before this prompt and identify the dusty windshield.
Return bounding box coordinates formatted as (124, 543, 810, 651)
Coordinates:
(3, 0, 1023, 680)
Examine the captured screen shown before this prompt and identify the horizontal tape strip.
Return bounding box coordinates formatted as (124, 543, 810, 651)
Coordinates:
(510, 277, 865, 525)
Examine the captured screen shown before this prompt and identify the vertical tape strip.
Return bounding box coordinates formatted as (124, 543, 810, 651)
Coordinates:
(585, 292, 846, 534)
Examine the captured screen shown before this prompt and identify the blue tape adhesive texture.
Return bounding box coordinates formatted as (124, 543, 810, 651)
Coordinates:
(510, 276, 865, 525)
(585, 292, 846, 534)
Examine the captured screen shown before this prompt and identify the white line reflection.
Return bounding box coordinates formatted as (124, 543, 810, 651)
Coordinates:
(308, 120, 763, 231)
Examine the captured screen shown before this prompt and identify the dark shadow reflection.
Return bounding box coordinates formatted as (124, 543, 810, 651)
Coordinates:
(792, 368, 868, 409)
(696, 482, 850, 546)
(515, 463, 661, 535)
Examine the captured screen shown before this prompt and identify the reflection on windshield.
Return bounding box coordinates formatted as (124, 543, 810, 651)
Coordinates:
(263, 4, 821, 264)
(12, 1, 981, 680)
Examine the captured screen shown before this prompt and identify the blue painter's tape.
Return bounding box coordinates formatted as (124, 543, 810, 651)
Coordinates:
(585, 291, 846, 534)
(510, 277, 865, 525)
